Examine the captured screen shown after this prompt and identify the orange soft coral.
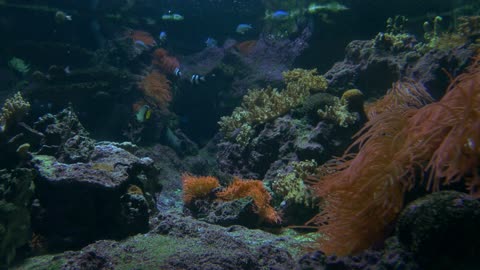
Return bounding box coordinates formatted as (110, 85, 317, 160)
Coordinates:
(182, 174, 220, 204)
(139, 70, 172, 111)
(404, 56, 480, 195)
(309, 58, 480, 256)
(217, 178, 281, 224)
(308, 81, 432, 256)
(152, 48, 180, 75)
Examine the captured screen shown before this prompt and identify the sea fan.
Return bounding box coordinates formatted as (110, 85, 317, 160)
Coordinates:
(139, 70, 172, 111)
(152, 48, 180, 74)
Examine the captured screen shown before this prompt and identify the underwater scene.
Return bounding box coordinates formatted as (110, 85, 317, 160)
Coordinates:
(0, 0, 480, 269)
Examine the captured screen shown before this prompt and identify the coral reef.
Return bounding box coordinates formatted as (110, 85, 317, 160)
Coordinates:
(218, 68, 327, 145)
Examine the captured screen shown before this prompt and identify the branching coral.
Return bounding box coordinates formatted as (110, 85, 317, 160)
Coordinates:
(217, 178, 281, 224)
(0, 92, 30, 133)
(218, 68, 327, 145)
(139, 70, 172, 112)
(318, 97, 358, 127)
(307, 57, 480, 256)
(271, 160, 318, 207)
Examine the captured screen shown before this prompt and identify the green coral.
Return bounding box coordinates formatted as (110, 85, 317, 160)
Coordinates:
(318, 96, 358, 128)
(8, 57, 30, 75)
(218, 69, 327, 145)
(0, 92, 31, 133)
(271, 160, 317, 207)
(373, 15, 418, 52)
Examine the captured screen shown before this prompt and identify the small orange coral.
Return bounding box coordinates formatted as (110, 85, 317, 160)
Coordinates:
(182, 174, 220, 204)
(127, 184, 144, 195)
(139, 70, 172, 111)
(126, 30, 156, 47)
(152, 48, 180, 75)
(235, 40, 257, 55)
(217, 178, 281, 224)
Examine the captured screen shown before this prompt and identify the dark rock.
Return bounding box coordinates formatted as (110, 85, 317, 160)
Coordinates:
(34, 107, 94, 163)
(31, 143, 156, 250)
(297, 237, 419, 270)
(324, 39, 475, 98)
(0, 168, 35, 268)
(396, 191, 480, 270)
(217, 116, 354, 181)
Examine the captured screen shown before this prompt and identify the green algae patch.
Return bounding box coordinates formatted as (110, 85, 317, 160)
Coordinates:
(12, 254, 65, 270)
(31, 155, 57, 178)
(12, 234, 196, 270)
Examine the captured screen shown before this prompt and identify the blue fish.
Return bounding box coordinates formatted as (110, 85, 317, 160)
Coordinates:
(265, 10, 290, 20)
(159, 31, 167, 40)
(236, 24, 252, 34)
(205, 37, 218, 48)
(134, 40, 147, 48)
(272, 10, 289, 20)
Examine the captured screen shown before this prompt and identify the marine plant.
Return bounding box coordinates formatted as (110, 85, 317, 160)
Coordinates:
(138, 70, 172, 112)
(217, 178, 281, 224)
(307, 57, 480, 256)
(218, 68, 327, 145)
(0, 92, 30, 133)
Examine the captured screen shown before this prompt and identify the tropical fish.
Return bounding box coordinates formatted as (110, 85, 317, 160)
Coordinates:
(265, 10, 290, 20)
(135, 105, 152, 122)
(190, 74, 205, 85)
(205, 37, 218, 48)
(64, 66, 71, 75)
(307, 2, 349, 14)
(159, 31, 167, 43)
(162, 13, 184, 21)
(174, 67, 182, 77)
(134, 40, 148, 48)
(55, 11, 72, 24)
(236, 24, 252, 34)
